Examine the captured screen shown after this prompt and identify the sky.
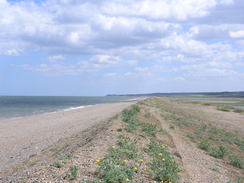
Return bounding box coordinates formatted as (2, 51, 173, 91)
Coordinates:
(0, 0, 244, 96)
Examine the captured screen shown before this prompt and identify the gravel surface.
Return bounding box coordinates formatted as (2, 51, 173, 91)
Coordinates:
(0, 101, 134, 174)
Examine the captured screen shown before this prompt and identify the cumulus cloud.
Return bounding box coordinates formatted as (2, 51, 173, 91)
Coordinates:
(0, 0, 244, 81)
(0, 0, 239, 56)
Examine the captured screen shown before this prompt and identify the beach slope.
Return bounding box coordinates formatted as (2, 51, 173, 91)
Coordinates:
(0, 101, 134, 173)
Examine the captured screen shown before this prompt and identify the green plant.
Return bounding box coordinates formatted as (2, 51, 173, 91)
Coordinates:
(63, 154, 72, 160)
(200, 123, 207, 131)
(64, 166, 78, 180)
(117, 128, 123, 132)
(95, 135, 142, 183)
(198, 139, 210, 151)
(125, 121, 139, 133)
(209, 167, 219, 172)
(209, 146, 228, 159)
(116, 135, 138, 159)
(146, 140, 179, 183)
(141, 123, 157, 136)
(148, 158, 179, 183)
(230, 155, 244, 169)
(98, 159, 134, 183)
(122, 105, 140, 123)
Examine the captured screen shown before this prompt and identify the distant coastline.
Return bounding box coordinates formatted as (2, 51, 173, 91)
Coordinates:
(107, 91, 244, 97)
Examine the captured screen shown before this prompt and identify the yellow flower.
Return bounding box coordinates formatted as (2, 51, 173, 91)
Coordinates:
(158, 153, 163, 156)
(138, 159, 144, 163)
(144, 168, 149, 172)
(161, 158, 166, 161)
(125, 178, 130, 182)
(133, 167, 138, 171)
(95, 159, 101, 164)
(112, 146, 116, 149)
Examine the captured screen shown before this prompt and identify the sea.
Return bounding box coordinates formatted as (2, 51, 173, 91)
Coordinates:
(0, 96, 136, 120)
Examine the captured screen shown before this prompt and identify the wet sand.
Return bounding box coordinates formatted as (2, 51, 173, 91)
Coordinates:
(0, 101, 134, 172)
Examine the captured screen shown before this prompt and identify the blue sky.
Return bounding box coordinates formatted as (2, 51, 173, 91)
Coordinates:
(0, 0, 244, 96)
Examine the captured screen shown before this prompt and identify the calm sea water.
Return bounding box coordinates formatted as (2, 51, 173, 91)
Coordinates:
(0, 96, 136, 120)
(233, 106, 244, 109)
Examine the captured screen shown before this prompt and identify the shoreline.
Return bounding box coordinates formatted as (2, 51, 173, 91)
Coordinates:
(0, 97, 142, 121)
(0, 104, 93, 121)
(0, 101, 136, 174)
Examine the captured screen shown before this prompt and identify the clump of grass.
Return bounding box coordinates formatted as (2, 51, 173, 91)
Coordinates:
(63, 154, 72, 160)
(125, 122, 139, 133)
(230, 155, 244, 169)
(98, 159, 134, 183)
(209, 167, 219, 172)
(200, 123, 207, 131)
(141, 123, 157, 136)
(209, 146, 228, 159)
(198, 139, 210, 151)
(116, 135, 139, 159)
(64, 166, 78, 180)
(146, 140, 179, 183)
(122, 105, 140, 123)
(122, 105, 142, 133)
(95, 135, 141, 183)
(117, 128, 123, 132)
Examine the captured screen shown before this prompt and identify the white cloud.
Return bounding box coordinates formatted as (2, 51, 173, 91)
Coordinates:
(90, 55, 120, 65)
(229, 30, 244, 38)
(1, 0, 244, 85)
(17, 54, 119, 75)
(101, 0, 218, 20)
(0, 0, 237, 57)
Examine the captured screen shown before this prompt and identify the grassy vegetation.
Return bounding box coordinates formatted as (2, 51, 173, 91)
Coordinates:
(230, 155, 244, 169)
(85, 104, 180, 183)
(96, 136, 138, 183)
(146, 97, 244, 171)
(146, 140, 179, 182)
(64, 166, 78, 181)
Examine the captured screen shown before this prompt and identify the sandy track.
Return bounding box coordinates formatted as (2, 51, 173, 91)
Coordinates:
(0, 101, 134, 173)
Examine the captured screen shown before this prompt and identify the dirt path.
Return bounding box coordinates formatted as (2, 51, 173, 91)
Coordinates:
(0, 102, 134, 174)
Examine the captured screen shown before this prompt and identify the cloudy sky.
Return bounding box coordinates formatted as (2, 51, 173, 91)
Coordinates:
(0, 0, 244, 96)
